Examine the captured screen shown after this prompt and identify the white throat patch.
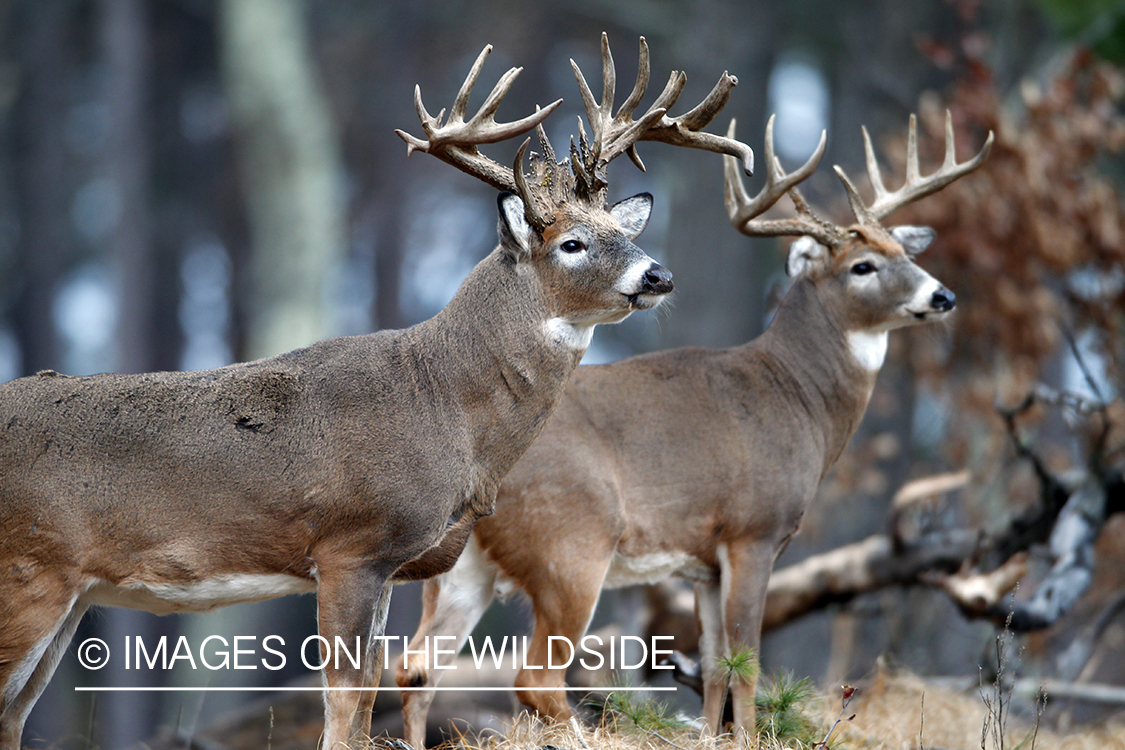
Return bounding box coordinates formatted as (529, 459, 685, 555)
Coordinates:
(545, 318, 594, 350)
(847, 330, 888, 372)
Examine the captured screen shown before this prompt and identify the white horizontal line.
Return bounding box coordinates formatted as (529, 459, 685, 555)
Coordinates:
(75, 686, 677, 693)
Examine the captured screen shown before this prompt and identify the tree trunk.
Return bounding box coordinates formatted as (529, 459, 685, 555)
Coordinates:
(11, 2, 72, 375)
(219, 0, 344, 359)
(103, 0, 156, 373)
(94, 2, 166, 745)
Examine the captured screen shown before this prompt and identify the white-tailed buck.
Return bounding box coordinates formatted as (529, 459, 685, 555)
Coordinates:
(397, 112, 992, 743)
(0, 36, 755, 749)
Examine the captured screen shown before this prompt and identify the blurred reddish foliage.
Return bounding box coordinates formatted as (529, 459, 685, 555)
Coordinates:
(893, 52, 1125, 410)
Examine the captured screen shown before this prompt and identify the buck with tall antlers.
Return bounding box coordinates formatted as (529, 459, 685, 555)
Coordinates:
(397, 112, 992, 743)
(0, 36, 756, 749)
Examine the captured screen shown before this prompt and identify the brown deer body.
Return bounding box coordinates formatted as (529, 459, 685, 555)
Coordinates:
(0, 177, 663, 750)
(397, 114, 991, 743)
(0, 36, 754, 749)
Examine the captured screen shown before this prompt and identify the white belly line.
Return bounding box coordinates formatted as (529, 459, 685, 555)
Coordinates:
(81, 573, 317, 616)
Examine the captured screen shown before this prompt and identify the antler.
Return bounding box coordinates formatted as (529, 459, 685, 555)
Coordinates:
(571, 33, 755, 195)
(398, 36, 757, 234)
(723, 115, 837, 247)
(395, 44, 563, 218)
(834, 111, 994, 224)
(726, 111, 993, 249)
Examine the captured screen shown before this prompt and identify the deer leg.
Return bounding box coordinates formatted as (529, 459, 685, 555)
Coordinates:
(315, 562, 394, 750)
(2, 599, 88, 746)
(352, 577, 394, 738)
(0, 577, 84, 750)
(718, 538, 774, 737)
(398, 549, 496, 748)
(514, 557, 610, 723)
(693, 579, 729, 734)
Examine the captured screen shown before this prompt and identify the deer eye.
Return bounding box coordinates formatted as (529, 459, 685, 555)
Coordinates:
(851, 261, 876, 275)
(560, 239, 586, 254)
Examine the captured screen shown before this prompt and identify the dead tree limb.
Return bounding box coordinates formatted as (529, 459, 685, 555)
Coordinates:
(763, 530, 978, 632)
(762, 388, 1124, 634)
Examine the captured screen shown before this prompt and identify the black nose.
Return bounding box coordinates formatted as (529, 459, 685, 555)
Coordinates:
(932, 288, 955, 312)
(641, 263, 673, 295)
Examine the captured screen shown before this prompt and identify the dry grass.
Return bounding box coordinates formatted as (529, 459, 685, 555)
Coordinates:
(427, 712, 780, 750)
(356, 670, 1125, 750)
(826, 670, 1125, 750)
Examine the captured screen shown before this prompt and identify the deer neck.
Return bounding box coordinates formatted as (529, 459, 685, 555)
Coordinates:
(418, 248, 584, 493)
(755, 277, 881, 473)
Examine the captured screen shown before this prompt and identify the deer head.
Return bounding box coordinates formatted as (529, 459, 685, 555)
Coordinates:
(396, 34, 756, 343)
(723, 113, 992, 366)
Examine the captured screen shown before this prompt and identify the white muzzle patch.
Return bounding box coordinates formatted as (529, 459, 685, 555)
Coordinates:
(614, 257, 656, 296)
(905, 273, 945, 318)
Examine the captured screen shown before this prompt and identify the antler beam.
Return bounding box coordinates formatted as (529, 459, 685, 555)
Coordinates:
(726, 111, 993, 248)
(572, 33, 755, 192)
(723, 115, 836, 247)
(834, 111, 995, 224)
(398, 36, 756, 233)
(395, 44, 562, 193)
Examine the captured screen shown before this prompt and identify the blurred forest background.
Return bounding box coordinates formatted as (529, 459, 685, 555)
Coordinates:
(3, 0, 1125, 747)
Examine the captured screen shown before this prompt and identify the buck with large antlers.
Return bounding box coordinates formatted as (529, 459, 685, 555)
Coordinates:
(0, 36, 756, 749)
(398, 112, 991, 743)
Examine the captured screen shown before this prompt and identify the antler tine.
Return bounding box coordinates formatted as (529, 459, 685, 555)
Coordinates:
(861, 125, 887, 211)
(724, 116, 834, 245)
(570, 33, 618, 145)
(601, 70, 680, 171)
(567, 33, 757, 193)
(395, 44, 563, 193)
(534, 118, 557, 166)
(835, 110, 995, 223)
(617, 35, 649, 121)
(571, 35, 688, 182)
(833, 163, 875, 227)
(513, 137, 552, 232)
(641, 71, 755, 176)
(646, 69, 687, 118)
(676, 71, 738, 133)
(599, 32, 616, 128)
(448, 44, 493, 125)
(905, 113, 921, 184)
(723, 119, 756, 217)
(615, 37, 653, 172)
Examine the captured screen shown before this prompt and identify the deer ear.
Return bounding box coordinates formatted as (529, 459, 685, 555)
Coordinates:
(786, 236, 828, 277)
(497, 191, 534, 261)
(610, 193, 653, 240)
(890, 225, 936, 255)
